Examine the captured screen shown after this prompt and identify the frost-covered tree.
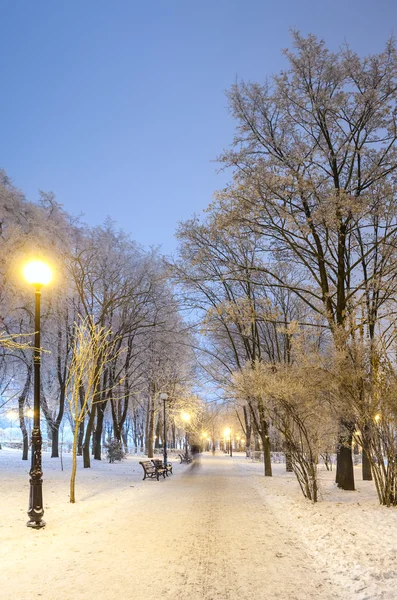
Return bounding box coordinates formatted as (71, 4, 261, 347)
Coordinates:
(209, 33, 397, 490)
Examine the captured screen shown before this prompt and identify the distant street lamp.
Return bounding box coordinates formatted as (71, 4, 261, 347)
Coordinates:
(224, 427, 232, 457)
(160, 393, 169, 468)
(23, 259, 52, 529)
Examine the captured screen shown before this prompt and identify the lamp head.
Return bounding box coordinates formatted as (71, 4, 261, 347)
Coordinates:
(23, 260, 52, 286)
(160, 392, 169, 401)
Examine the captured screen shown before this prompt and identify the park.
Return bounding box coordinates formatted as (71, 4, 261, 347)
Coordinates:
(1, 1, 397, 599)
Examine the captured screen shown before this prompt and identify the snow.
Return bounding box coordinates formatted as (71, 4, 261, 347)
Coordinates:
(0, 449, 396, 599)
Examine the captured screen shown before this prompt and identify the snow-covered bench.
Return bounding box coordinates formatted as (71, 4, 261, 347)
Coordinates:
(152, 459, 173, 476)
(139, 460, 166, 481)
(178, 453, 192, 464)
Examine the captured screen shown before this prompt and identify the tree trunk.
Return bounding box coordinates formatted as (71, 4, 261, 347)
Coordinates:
(70, 416, 80, 503)
(155, 418, 161, 449)
(172, 423, 176, 450)
(121, 429, 128, 454)
(83, 405, 96, 468)
(77, 418, 84, 455)
(262, 433, 272, 476)
(259, 410, 272, 476)
(336, 426, 355, 490)
(18, 399, 29, 461)
(77, 384, 85, 455)
(51, 428, 59, 459)
(94, 404, 105, 460)
(17, 369, 31, 460)
(243, 405, 252, 457)
(362, 447, 372, 481)
(147, 404, 155, 458)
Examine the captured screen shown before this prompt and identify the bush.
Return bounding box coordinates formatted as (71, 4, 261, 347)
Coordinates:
(105, 439, 125, 463)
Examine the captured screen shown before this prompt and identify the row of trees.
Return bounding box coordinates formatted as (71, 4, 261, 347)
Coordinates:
(171, 33, 397, 504)
(0, 171, 202, 473)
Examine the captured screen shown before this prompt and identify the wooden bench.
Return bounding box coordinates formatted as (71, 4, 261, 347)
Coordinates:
(139, 460, 166, 481)
(178, 453, 192, 464)
(152, 459, 173, 476)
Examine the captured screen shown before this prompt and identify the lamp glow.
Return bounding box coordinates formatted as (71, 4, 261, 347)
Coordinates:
(23, 261, 52, 286)
(224, 427, 231, 438)
(181, 412, 191, 422)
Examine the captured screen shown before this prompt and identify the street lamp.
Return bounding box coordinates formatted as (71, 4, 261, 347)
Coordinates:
(224, 427, 232, 457)
(160, 393, 169, 468)
(23, 259, 52, 529)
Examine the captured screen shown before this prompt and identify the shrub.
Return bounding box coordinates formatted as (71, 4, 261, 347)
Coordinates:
(105, 439, 125, 463)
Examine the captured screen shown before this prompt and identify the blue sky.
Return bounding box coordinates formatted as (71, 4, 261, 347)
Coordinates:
(0, 0, 396, 253)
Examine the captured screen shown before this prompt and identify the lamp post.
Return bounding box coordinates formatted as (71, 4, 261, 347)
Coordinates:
(160, 393, 169, 467)
(23, 260, 52, 529)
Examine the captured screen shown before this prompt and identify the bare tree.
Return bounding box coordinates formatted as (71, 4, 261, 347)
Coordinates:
(67, 316, 117, 504)
(214, 33, 397, 490)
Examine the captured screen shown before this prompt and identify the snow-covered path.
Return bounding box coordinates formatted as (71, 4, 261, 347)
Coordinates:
(1, 453, 340, 600)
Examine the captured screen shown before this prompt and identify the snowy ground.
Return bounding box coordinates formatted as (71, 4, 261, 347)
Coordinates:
(0, 449, 396, 600)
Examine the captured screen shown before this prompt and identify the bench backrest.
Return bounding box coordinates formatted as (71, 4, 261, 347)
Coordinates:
(139, 461, 156, 473)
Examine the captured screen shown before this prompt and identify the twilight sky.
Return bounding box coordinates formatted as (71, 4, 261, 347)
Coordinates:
(0, 0, 396, 253)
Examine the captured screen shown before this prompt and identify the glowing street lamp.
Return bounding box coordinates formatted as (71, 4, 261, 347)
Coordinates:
(23, 259, 52, 529)
(224, 427, 232, 457)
